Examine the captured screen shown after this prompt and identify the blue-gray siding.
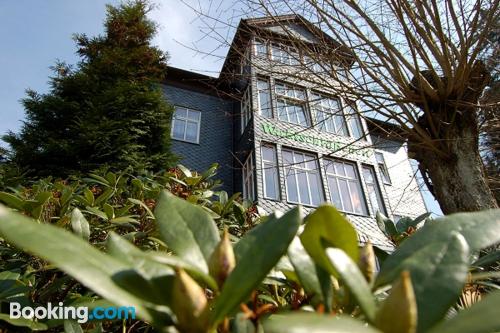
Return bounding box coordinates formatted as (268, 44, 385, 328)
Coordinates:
(162, 84, 235, 193)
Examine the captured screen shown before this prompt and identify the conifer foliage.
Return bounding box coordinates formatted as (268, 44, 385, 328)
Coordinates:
(3, 0, 175, 177)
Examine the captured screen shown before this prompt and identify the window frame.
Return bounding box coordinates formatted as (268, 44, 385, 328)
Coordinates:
(275, 82, 310, 127)
(282, 148, 324, 207)
(257, 78, 273, 118)
(254, 38, 269, 58)
(324, 159, 368, 216)
(362, 164, 388, 216)
(343, 101, 366, 141)
(240, 85, 252, 134)
(261, 144, 280, 200)
(242, 152, 255, 201)
(171, 107, 202, 144)
(375, 152, 392, 185)
(310, 92, 349, 136)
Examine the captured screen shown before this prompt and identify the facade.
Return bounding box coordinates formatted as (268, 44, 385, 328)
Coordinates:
(164, 15, 427, 251)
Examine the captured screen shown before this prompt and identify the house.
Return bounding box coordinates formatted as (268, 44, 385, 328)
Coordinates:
(163, 15, 428, 251)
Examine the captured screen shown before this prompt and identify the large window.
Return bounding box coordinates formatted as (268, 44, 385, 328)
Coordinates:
(257, 79, 272, 118)
(261, 145, 280, 200)
(171, 107, 201, 144)
(271, 43, 299, 65)
(241, 86, 252, 133)
(311, 93, 348, 136)
(242, 153, 255, 201)
(325, 160, 367, 215)
(375, 152, 392, 184)
(283, 149, 323, 206)
(275, 82, 309, 126)
(362, 165, 387, 216)
(344, 103, 365, 140)
(254, 38, 269, 58)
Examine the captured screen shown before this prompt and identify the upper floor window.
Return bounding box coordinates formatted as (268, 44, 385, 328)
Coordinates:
(271, 43, 300, 65)
(375, 152, 391, 184)
(242, 152, 255, 201)
(257, 79, 272, 118)
(241, 86, 252, 133)
(344, 103, 366, 140)
(362, 165, 388, 216)
(311, 93, 348, 136)
(261, 144, 280, 200)
(254, 39, 268, 58)
(304, 55, 325, 73)
(325, 159, 367, 215)
(171, 107, 201, 144)
(275, 82, 309, 127)
(283, 149, 323, 206)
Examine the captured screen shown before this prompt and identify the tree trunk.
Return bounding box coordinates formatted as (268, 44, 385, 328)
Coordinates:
(408, 111, 498, 215)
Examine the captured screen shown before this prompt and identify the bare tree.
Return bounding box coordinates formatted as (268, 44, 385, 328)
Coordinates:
(185, 0, 499, 214)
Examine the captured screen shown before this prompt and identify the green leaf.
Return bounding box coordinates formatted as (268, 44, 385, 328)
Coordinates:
(155, 191, 220, 273)
(212, 207, 301, 324)
(103, 203, 114, 219)
(287, 237, 328, 308)
(128, 198, 155, 219)
(378, 233, 470, 333)
(177, 164, 192, 177)
(95, 188, 115, 205)
(427, 290, 500, 333)
(0, 313, 48, 331)
(300, 205, 359, 268)
(83, 188, 95, 206)
(375, 271, 417, 333)
(71, 208, 90, 241)
(0, 205, 166, 324)
(378, 210, 500, 287)
(325, 248, 377, 322)
(376, 212, 398, 236)
(472, 250, 500, 268)
(0, 192, 25, 211)
(64, 320, 83, 333)
(263, 313, 382, 333)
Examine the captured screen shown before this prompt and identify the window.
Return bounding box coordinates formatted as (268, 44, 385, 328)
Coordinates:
(241, 86, 252, 133)
(261, 145, 280, 200)
(325, 160, 367, 215)
(311, 93, 348, 135)
(375, 152, 392, 184)
(255, 39, 268, 58)
(271, 44, 300, 65)
(362, 165, 388, 216)
(171, 107, 201, 144)
(242, 153, 255, 200)
(345, 103, 365, 140)
(283, 149, 323, 206)
(257, 79, 272, 118)
(303, 55, 325, 73)
(275, 82, 309, 126)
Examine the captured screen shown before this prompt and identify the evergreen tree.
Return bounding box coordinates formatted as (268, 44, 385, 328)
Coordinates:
(3, 0, 175, 177)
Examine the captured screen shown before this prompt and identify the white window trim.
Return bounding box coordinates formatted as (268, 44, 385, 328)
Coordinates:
(171, 107, 201, 144)
(311, 92, 348, 136)
(283, 149, 323, 207)
(257, 78, 272, 118)
(325, 159, 368, 215)
(275, 82, 310, 127)
(362, 164, 388, 216)
(261, 144, 280, 200)
(242, 153, 255, 201)
(375, 152, 392, 185)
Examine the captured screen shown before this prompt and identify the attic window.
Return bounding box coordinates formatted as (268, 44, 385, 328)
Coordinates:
(254, 39, 268, 58)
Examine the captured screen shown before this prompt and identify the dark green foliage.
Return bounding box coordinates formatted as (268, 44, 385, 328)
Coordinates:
(2, 0, 175, 177)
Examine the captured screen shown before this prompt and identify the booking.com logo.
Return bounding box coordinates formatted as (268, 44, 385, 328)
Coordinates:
(10, 302, 136, 324)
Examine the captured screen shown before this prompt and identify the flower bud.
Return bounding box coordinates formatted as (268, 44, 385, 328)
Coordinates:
(358, 241, 376, 283)
(209, 229, 236, 288)
(171, 268, 208, 332)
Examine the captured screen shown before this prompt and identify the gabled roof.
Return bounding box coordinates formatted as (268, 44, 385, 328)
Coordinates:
(219, 14, 355, 81)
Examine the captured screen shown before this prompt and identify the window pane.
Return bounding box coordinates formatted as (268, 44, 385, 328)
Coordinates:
(328, 177, 342, 208)
(185, 121, 198, 142)
(338, 179, 353, 212)
(375, 152, 385, 164)
(172, 119, 185, 140)
(309, 172, 323, 206)
(325, 160, 335, 174)
(262, 146, 275, 162)
(277, 100, 287, 121)
(187, 110, 200, 121)
(264, 163, 279, 199)
(286, 170, 298, 202)
(175, 108, 187, 119)
(348, 180, 365, 214)
(297, 172, 311, 205)
(334, 162, 345, 176)
(283, 150, 293, 165)
(344, 163, 356, 179)
(294, 152, 305, 168)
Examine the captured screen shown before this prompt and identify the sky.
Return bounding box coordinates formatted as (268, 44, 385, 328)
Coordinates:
(0, 0, 442, 216)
